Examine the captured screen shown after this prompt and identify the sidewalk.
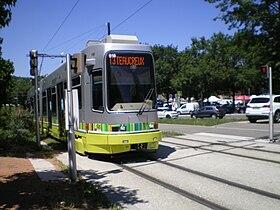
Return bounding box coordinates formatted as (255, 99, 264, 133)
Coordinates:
(0, 154, 68, 209)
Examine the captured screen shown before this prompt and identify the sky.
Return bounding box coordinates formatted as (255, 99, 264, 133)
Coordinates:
(1, 0, 234, 77)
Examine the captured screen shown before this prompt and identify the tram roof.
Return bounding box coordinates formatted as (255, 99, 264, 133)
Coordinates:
(86, 34, 138, 47)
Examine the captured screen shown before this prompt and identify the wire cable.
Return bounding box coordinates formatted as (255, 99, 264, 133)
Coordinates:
(44, 24, 104, 52)
(99, 0, 153, 40)
(41, 0, 80, 52)
(38, 56, 44, 76)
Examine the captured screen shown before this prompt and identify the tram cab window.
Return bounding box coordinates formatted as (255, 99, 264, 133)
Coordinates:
(106, 52, 156, 111)
(91, 70, 103, 111)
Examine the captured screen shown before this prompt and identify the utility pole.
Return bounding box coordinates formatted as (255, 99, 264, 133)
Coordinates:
(66, 54, 77, 182)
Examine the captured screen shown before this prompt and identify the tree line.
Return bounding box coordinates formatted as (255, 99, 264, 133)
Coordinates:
(153, 0, 280, 101)
(153, 32, 268, 101)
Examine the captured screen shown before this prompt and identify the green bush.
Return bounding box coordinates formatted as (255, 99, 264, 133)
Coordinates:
(0, 107, 36, 150)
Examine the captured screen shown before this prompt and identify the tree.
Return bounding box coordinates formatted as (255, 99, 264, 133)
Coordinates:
(0, 0, 17, 106)
(205, 0, 280, 92)
(172, 37, 217, 101)
(9, 76, 32, 107)
(152, 45, 179, 97)
(0, 56, 14, 105)
(172, 32, 263, 103)
(0, 0, 17, 28)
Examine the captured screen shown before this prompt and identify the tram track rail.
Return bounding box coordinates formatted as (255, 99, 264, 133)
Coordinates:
(113, 152, 280, 201)
(118, 163, 229, 210)
(171, 136, 280, 155)
(157, 160, 280, 200)
(114, 156, 280, 210)
(162, 138, 280, 165)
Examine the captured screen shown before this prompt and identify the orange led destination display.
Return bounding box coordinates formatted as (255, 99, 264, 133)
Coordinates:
(109, 55, 145, 66)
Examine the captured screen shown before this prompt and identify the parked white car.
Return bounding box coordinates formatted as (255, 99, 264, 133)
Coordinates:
(245, 95, 280, 123)
(177, 102, 199, 115)
(157, 107, 178, 119)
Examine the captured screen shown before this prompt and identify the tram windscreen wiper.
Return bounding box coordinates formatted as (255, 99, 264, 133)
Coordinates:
(137, 88, 154, 115)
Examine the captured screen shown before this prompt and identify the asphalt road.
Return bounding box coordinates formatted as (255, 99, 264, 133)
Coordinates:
(162, 114, 280, 142)
(178, 113, 247, 120)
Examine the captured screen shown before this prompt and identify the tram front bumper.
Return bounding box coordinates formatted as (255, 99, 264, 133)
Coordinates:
(107, 130, 162, 153)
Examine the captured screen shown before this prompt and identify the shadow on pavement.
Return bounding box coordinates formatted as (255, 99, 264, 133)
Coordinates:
(0, 170, 110, 209)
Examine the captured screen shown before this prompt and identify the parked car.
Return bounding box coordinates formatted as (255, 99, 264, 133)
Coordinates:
(217, 103, 234, 114)
(190, 106, 226, 119)
(157, 99, 164, 107)
(235, 103, 247, 113)
(177, 102, 199, 115)
(245, 95, 280, 123)
(157, 107, 178, 119)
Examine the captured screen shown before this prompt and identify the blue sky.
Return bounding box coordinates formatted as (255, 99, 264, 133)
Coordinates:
(1, 0, 234, 77)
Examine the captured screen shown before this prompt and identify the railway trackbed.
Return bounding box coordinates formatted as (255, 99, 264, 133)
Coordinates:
(162, 137, 280, 165)
(119, 163, 229, 210)
(112, 152, 280, 210)
(57, 133, 280, 209)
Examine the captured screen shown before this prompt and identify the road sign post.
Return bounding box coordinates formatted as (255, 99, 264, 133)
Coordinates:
(268, 66, 274, 142)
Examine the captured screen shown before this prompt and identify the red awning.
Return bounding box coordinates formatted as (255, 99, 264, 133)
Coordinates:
(235, 95, 250, 101)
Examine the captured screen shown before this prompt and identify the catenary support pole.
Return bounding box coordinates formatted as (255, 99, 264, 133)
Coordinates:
(66, 54, 77, 182)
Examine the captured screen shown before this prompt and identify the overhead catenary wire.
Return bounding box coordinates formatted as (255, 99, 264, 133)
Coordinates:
(43, 0, 152, 52)
(41, 0, 81, 52)
(40, 0, 153, 75)
(44, 24, 105, 52)
(38, 56, 44, 76)
(99, 0, 153, 40)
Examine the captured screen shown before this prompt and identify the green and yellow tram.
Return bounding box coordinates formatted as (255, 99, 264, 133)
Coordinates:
(28, 34, 162, 155)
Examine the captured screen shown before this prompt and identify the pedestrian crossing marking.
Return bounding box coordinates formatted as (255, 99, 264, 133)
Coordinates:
(192, 132, 254, 141)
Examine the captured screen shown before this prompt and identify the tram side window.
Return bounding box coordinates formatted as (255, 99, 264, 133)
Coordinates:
(72, 76, 82, 109)
(42, 91, 47, 116)
(51, 87, 57, 117)
(92, 70, 103, 111)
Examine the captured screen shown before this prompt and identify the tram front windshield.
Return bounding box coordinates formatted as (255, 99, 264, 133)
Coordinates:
(107, 52, 156, 111)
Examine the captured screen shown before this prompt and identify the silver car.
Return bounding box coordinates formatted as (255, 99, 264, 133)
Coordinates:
(157, 107, 179, 119)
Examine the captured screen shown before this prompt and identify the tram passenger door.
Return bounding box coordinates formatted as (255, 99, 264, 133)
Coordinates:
(64, 89, 80, 130)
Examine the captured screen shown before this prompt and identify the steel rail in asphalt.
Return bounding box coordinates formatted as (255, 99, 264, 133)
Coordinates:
(163, 139, 280, 165)
(118, 163, 229, 210)
(115, 152, 280, 201)
(157, 160, 280, 200)
(173, 136, 280, 155)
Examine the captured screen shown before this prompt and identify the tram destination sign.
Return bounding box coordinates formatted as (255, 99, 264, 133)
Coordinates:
(108, 53, 145, 66)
